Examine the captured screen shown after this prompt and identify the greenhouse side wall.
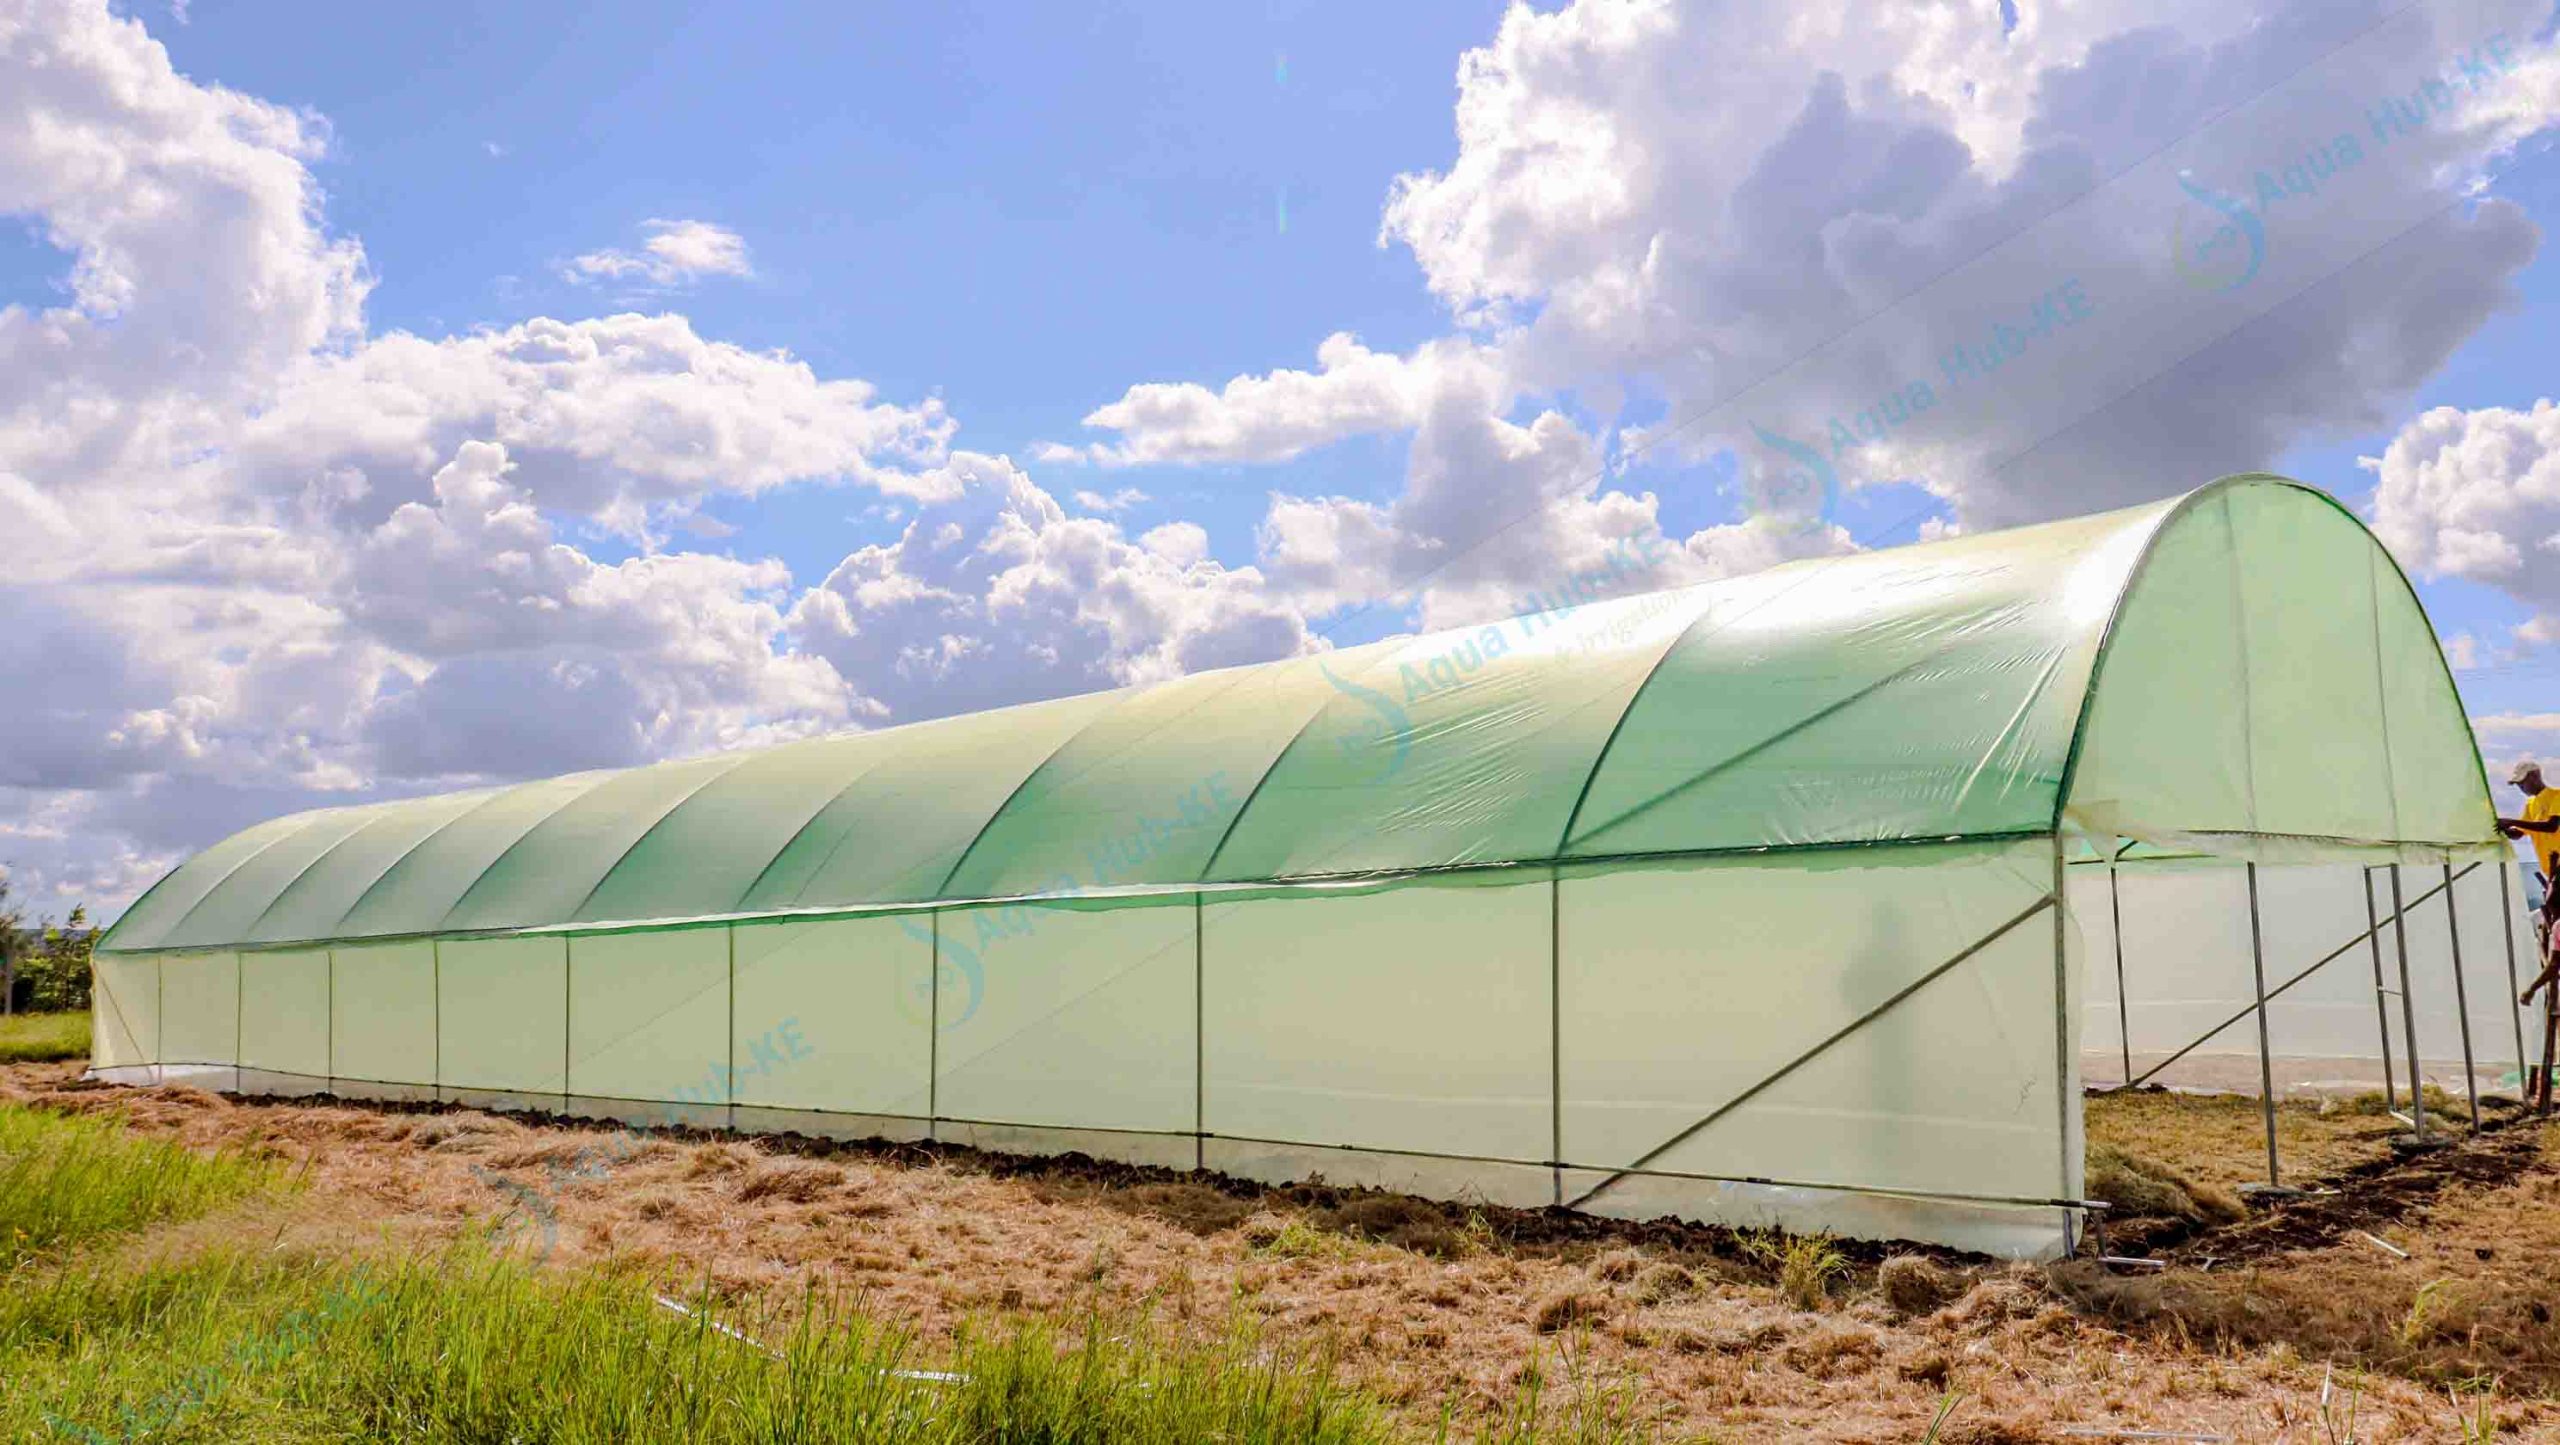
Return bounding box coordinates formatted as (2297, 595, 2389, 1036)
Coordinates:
(92, 834, 2084, 1258)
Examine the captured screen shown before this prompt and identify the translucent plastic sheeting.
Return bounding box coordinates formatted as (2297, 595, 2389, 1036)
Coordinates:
(2067, 485, 2493, 858)
(435, 937, 566, 1095)
(1203, 876, 1553, 1164)
(2073, 859, 2529, 1092)
(238, 948, 330, 1079)
(339, 771, 613, 939)
(935, 900, 1196, 1135)
(232, 789, 503, 946)
(155, 804, 404, 950)
(736, 692, 1127, 913)
(330, 941, 436, 1085)
(568, 929, 730, 1106)
(159, 951, 237, 1067)
(450, 754, 755, 934)
(90, 953, 160, 1071)
(944, 650, 1386, 900)
(1560, 839, 2072, 1256)
(731, 916, 931, 1118)
(1568, 511, 2151, 859)
(108, 812, 315, 952)
(101, 478, 2501, 957)
(1208, 588, 1712, 880)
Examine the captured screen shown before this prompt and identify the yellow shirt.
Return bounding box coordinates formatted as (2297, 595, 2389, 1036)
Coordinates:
(2527, 789, 2560, 880)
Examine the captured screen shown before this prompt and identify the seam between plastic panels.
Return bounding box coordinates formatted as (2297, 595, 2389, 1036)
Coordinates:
(382, 774, 612, 935)
(2365, 546, 2404, 841)
(727, 746, 905, 911)
(2361, 508, 2497, 832)
(235, 796, 484, 945)
(1551, 592, 1735, 858)
(445, 762, 759, 932)
(928, 684, 1180, 899)
(129, 828, 2057, 957)
(324, 774, 608, 946)
(559, 749, 775, 923)
(1563, 650, 1954, 854)
(1946, 644, 2073, 820)
(105, 808, 356, 954)
(1194, 648, 1400, 883)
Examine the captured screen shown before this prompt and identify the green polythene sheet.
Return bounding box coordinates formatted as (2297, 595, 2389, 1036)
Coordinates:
(102, 476, 2500, 954)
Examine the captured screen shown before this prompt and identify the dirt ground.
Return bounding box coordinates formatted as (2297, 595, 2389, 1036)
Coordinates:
(11, 1062, 2560, 1444)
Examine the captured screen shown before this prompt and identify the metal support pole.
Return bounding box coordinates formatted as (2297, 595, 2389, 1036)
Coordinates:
(2500, 862, 2529, 1099)
(927, 911, 940, 1143)
(2054, 840, 2078, 1251)
(725, 926, 738, 1133)
(2245, 863, 2280, 1187)
(1194, 892, 1206, 1174)
(2363, 868, 2398, 1111)
(2444, 863, 2482, 1132)
(2109, 853, 2132, 1086)
(2542, 986, 2558, 1118)
(2390, 866, 2427, 1141)
(1550, 869, 1564, 1208)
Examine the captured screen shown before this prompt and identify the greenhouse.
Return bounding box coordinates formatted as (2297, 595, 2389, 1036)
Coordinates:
(88, 474, 2526, 1258)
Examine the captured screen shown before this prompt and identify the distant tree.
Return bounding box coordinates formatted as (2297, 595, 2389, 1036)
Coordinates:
(0, 870, 21, 1016)
(0, 872, 95, 1014)
(25, 906, 95, 1013)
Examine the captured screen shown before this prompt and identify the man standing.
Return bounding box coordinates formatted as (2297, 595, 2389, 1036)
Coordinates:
(2501, 759, 2560, 1109)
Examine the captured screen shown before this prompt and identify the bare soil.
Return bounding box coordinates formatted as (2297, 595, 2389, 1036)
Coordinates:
(12, 1062, 2560, 1443)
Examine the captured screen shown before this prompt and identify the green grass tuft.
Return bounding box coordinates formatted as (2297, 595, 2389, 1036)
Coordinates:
(0, 1103, 290, 1269)
(0, 1010, 91, 1064)
(3, 1240, 1662, 1443)
(0, 1246, 1379, 1444)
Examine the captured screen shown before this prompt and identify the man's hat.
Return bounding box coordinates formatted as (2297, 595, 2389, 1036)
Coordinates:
(2512, 759, 2544, 784)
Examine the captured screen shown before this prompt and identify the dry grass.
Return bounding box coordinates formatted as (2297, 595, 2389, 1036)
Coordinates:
(2086, 1087, 2416, 1194)
(2053, 1122, 2560, 1396)
(7, 1060, 2560, 1442)
(2085, 1143, 2247, 1226)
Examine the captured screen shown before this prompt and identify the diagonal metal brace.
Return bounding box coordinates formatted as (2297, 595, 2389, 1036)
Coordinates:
(1566, 892, 2058, 1211)
(2123, 861, 2475, 1091)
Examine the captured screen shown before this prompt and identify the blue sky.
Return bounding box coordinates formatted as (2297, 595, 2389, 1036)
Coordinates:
(129, 0, 1496, 583)
(6, 0, 2560, 911)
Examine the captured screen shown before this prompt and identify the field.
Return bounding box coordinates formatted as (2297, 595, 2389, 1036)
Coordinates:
(5, 1060, 2558, 1443)
(0, 1009, 91, 1064)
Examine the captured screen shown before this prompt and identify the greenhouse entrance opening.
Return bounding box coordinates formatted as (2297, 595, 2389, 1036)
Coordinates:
(2072, 848, 2539, 1202)
(85, 476, 2518, 1261)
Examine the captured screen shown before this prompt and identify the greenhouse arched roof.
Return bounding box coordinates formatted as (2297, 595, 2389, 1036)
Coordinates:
(102, 475, 2498, 954)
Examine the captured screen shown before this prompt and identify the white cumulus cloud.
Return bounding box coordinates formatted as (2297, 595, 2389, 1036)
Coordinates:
(567, 218, 754, 287)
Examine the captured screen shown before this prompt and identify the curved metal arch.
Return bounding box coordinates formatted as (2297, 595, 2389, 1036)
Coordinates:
(234, 794, 479, 945)
(927, 669, 1278, 899)
(554, 748, 786, 924)
(1191, 636, 1411, 883)
(333, 769, 621, 938)
(100, 807, 358, 954)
